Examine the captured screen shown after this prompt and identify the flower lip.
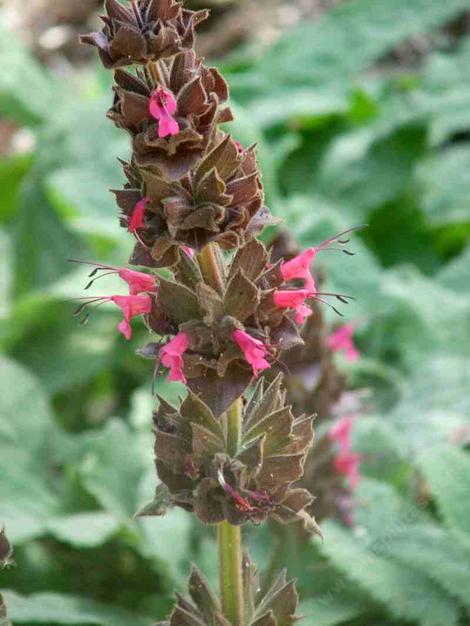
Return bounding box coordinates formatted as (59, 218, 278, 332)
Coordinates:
(149, 87, 180, 138)
(160, 331, 190, 383)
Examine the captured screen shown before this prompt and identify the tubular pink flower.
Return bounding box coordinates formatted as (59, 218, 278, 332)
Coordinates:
(327, 323, 359, 362)
(273, 289, 310, 309)
(110, 295, 153, 340)
(329, 415, 354, 451)
(334, 452, 361, 489)
(118, 269, 156, 295)
(182, 246, 195, 258)
(280, 249, 316, 294)
(149, 87, 179, 138)
(273, 289, 313, 326)
(161, 331, 190, 383)
(233, 329, 270, 378)
(330, 415, 361, 488)
(128, 198, 149, 233)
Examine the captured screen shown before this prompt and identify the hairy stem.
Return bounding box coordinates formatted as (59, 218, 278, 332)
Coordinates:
(218, 398, 244, 625)
(197, 242, 225, 295)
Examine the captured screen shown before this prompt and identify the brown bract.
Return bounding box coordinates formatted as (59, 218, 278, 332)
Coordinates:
(155, 559, 299, 626)
(116, 135, 272, 259)
(80, 0, 208, 68)
(150, 375, 318, 532)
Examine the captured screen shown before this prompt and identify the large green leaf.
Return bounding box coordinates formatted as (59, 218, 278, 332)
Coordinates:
(1, 591, 152, 626)
(318, 521, 458, 626)
(417, 444, 470, 536)
(300, 596, 365, 626)
(46, 513, 120, 549)
(0, 358, 61, 542)
(12, 173, 85, 296)
(244, 0, 470, 93)
(80, 420, 147, 522)
(353, 480, 470, 610)
(417, 146, 470, 226)
(0, 19, 57, 125)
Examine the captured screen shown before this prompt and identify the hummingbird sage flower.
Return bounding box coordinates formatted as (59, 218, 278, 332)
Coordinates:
(149, 87, 180, 138)
(160, 331, 189, 382)
(232, 329, 270, 378)
(111, 295, 153, 339)
(127, 197, 149, 233)
(328, 323, 360, 361)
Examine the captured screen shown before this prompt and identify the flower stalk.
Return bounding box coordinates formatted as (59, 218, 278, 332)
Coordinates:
(218, 398, 244, 624)
(218, 521, 244, 626)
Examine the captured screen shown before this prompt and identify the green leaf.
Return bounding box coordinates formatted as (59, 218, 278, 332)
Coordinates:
(0, 21, 57, 125)
(6, 299, 122, 394)
(417, 444, 470, 536)
(46, 512, 120, 548)
(318, 521, 458, 626)
(437, 245, 470, 294)
(249, 0, 470, 92)
(12, 174, 85, 296)
(80, 420, 147, 522)
(417, 146, 470, 226)
(1, 591, 153, 626)
(300, 597, 365, 626)
(0, 231, 12, 321)
(0, 154, 33, 224)
(378, 525, 470, 610)
(0, 357, 54, 455)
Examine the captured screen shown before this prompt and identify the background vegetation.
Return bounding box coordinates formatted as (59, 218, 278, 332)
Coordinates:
(0, 0, 469, 624)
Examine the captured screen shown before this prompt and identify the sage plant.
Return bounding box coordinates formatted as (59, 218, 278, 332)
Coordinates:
(80, 2, 357, 623)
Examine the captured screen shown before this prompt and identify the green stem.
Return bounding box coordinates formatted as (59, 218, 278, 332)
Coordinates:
(218, 398, 244, 626)
(197, 242, 225, 295)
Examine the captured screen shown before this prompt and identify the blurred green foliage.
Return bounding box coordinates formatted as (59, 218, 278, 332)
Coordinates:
(0, 0, 469, 624)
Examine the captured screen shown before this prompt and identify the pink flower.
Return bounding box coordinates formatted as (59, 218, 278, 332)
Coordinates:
(327, 323, 359, 362)
(118, 268, 155, 295)
(233, 329, 270, 378)
(329, 415, 354, 450)
(128, 198, 149, 233)
(280, 249, 316, 294)
(149, 87, 179, 138)
(329, 415, 361, 489)
(234, 140, 245, 154)
(161, 332, 189, 383)
(273, 289, 310, 309)
(294, 303, 312, 325)
(182, 246, 195, 258)
(273, 289, 313, 326)
(280, 228, 362, 293)
(334, 452, 361, 488)
(110, 295, 153, 340)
